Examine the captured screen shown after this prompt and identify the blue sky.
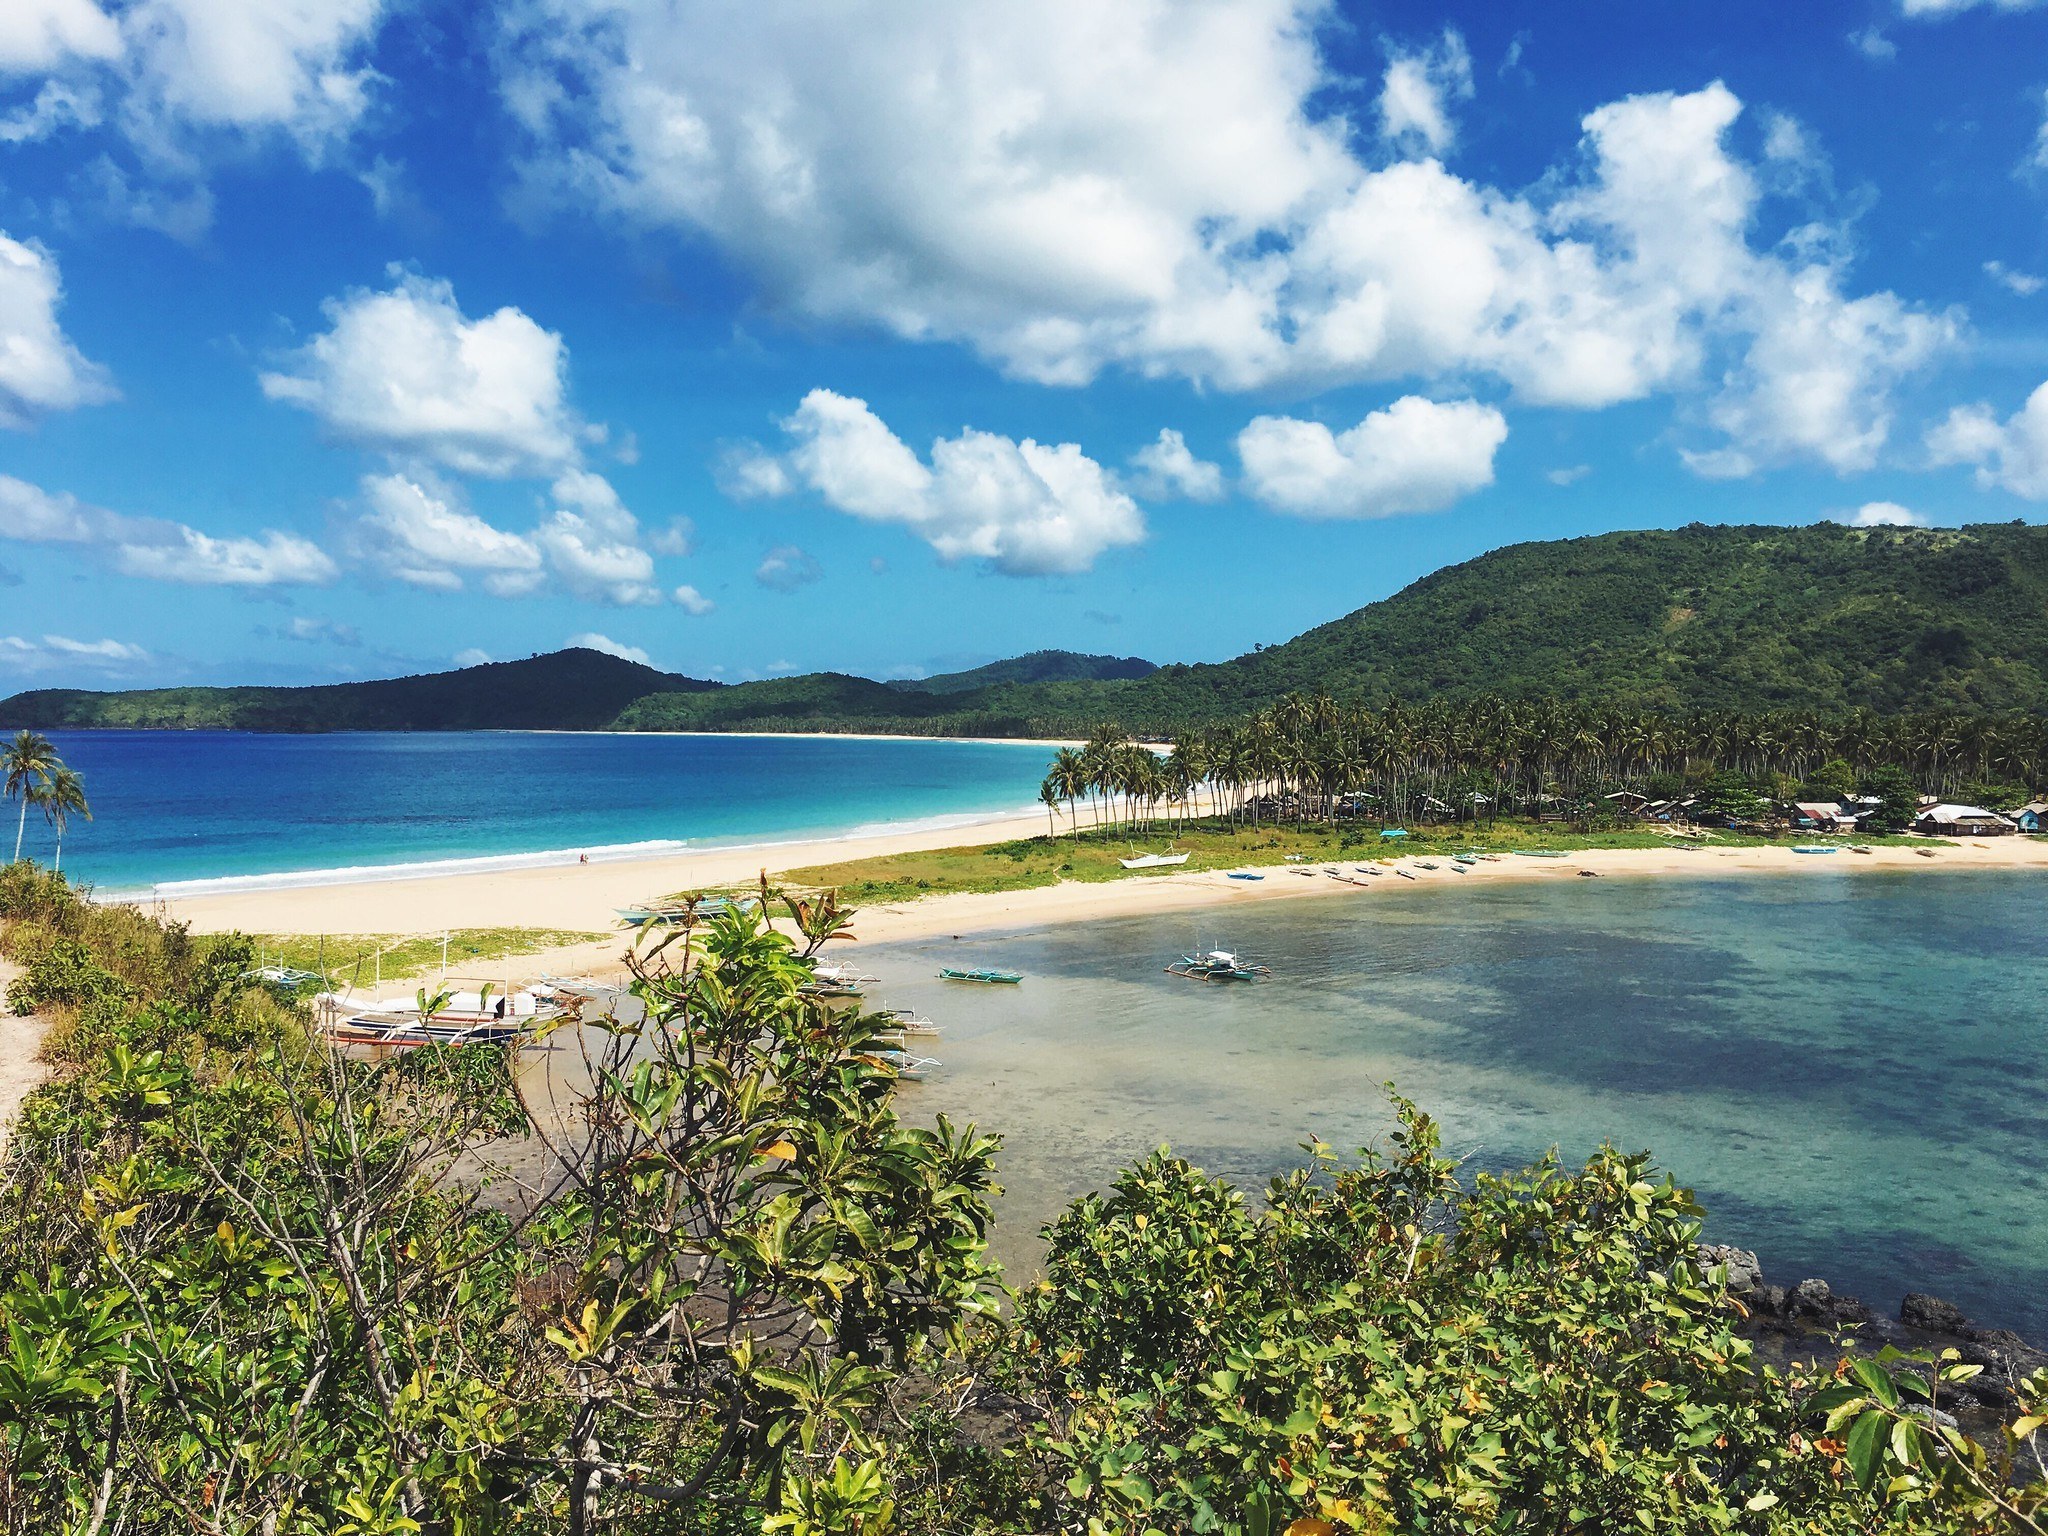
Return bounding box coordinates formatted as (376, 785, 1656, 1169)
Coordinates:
(3, 0, 2048, 688)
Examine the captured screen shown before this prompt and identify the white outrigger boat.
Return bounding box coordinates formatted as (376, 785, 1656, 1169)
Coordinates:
(1166, 949, 1272, 982)
(1119, 851, 1191, 869)
(313, 985, 566, 1049)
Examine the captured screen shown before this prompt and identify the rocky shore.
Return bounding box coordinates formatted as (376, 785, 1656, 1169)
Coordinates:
(1700, 1244, 2047, 1424)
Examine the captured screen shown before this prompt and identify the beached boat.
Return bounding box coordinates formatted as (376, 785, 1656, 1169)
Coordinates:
(240, 964, 326, 989)
(1290, 867, 1319, 878)
(1394, 869, 1418, 880)
(1791, 844, 1839, 855)
(1227, 871, 1265, 881)
(1166, 949, 1271, 982)
(938, 966, 1022, 984)
(1915, 847, 1938, 857)
(1850, 845, 1874, 855)
(1354, 865, 1384, 877)
(616, 894, 755, 928)
(800, 981, 865, 1000)
(1415, 860, 1440, 870)
(1379, 829, 1410, 841)
(811, 961, 879, 986)
(315, 986, 564, 1049)
(1448, 863, 1469, 873)
(1578, 869, 1602, 877)
(1451, 854, 1478, 866)
(1119, 851, 1191, 869)
(1513, 850, 1569, 858)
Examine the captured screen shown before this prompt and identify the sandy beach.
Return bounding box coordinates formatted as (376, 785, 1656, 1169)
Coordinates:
(156, 823, 2048, 986)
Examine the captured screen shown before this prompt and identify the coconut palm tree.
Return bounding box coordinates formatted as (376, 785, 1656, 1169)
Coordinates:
(1038, 777, 1061, 839)
(3, 730, 59, 864)
(36, 766, 90, 872)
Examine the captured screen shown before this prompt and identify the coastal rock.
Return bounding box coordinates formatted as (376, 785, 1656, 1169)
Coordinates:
(1788, 1278, 1831, 1315)
(1698, 1244, 1763, 1292)
(1901, 1293, 1968, 1334)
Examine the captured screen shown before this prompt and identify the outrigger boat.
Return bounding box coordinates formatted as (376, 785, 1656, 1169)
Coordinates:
(1849, 845, 1874, 855)
(1415, 860, 1440, 871)
(314, 986, 565, 1050)
(240, 962, 326, 989)
(616, 894, 757, 928)
(1166, 949, 1271, 982)
(1514, 850, 1570, 858)
(869, 1049, 939, 1080)
(1120, 851, 1190, 869)
(1791, 844, 1839, 855)
(1227, 871, 1265, 881)
(1353, 865, 1384, 877)
(938, 966, 1022, 984)
(876, 1008, 941, 1035)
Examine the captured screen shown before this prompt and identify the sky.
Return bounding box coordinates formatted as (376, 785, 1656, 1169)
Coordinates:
(3, 0, 2048, 689)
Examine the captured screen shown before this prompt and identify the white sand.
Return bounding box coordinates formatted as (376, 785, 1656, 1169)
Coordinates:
(0, 958, 49, 1159)
(157, 828, 2048, 986)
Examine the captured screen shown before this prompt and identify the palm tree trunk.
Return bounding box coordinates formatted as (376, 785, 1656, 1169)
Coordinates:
(13, 797, 25, 863)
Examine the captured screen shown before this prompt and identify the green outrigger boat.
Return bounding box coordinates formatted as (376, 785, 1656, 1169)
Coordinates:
(938, 967, 1023, 984)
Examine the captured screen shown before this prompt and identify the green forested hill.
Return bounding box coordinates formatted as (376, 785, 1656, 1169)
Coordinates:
(0, 648, 717, 731)
(618, 523, 2048, 736)
(888, 650, 1156, 694)
(14, 525, 2048, 737)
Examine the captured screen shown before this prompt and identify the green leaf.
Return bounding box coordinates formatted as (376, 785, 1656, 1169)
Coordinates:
(1849, 1357, 1899, 1409)
(1845, 1409, 1888, 1491)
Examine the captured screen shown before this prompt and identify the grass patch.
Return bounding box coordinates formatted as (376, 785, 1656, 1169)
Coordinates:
(766, 819, 1936, 905)
(249, 927, 609, 986)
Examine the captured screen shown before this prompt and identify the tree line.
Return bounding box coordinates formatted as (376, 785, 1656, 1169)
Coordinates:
(1039, 695, 2045, 835)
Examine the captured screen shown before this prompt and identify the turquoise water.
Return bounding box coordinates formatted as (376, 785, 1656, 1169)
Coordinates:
(868, 870, 2048, 1337)
(19, 730, 1053, 894)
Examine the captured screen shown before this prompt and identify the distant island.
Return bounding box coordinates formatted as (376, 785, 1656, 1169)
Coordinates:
(9, 522, 2048, 735)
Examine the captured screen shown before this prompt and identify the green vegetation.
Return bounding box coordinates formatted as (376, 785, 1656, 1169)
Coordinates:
(34, 524, 2048, 739)
(1, 868, 2044, 1531)
(886, 649, 1156, 695)
(249, 926, 610, 985)
(620, 523, 2048, 736)
(0, 646, 714, 731)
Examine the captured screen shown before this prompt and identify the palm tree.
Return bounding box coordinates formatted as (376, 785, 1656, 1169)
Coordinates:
(1038, 777, 1061, 839)
(36, 766, 90, 872)
(3, 730, 59, 864)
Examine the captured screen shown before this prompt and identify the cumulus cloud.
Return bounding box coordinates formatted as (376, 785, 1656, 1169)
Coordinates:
(754, 544, 821, 592)
(1, 0, 395, 162)
(498, 10, 1950, 473)
(567, 631, 650, 665)
(715, 443, 793, 500)
(1378, 29, 1473, 156)
(672, 583, 713, 615)
(533, 468, 661, 605)
(454, 646, 492, 666)
(1128, 428, 1225, 501)
(0, 472, 336, 587)
(0, 233, 116, 429)
(1927, 384, 2048, 499)
(650, 516, 695, 556)
(0, 633, 148, 674)
(113, 525, 337, 586)
(272, 615, 361, 646)
(0, 0, 119, 74)
(744, 389, 1145, 576)
(1850, 501, 1925, 526)
(1849, 26, 1897, 57)
(1546, 464, 1592, 486)
(1237, 395, 1507, 519)
(1899, 0, 2039, 14)
(262, 270, 585, 476)
(352, 472, 544, 593)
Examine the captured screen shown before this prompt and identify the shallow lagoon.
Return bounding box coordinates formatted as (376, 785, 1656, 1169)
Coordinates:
(868, 869, 2048, 1336)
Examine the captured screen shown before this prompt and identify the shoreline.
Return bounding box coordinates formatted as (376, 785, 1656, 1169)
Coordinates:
(157, 831, 2048, 981)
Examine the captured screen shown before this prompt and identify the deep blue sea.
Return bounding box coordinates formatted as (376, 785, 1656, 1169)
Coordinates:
(21, 731, 1055, 895)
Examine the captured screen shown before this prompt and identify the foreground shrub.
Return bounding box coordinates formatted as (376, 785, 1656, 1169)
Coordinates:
(1006, 1100, 2048, 1535)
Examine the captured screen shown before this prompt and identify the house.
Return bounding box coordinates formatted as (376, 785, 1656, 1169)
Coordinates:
(1605, 790, 1652, 816)
(2007, 802, 2048, 834)
(1914, 804, 2017, 837)
(1790, 801, 1845, 832)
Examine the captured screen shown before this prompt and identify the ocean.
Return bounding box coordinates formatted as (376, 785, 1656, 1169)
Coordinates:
(19, 730, 1056, 895)
(866, 870, 2048, 1337)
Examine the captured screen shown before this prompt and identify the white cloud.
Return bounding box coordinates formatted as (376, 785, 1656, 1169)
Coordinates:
(1237, 395, 1507, 519)
(1986, 260, 2044, 296)
(262, 270, 585, 476)
(754, 544, 821, 592)
(1, 472, 335, 587)
(567, 631, 650, 665)
(750, 388, 1145, 576)
(1546, 464, 1592, 486)
(276, 615, 360, 645)
(1849, 26, 1897, 57)
(114, 525, 337, 586)
(1899, 0, 2039, 14)
(1128, 428, 1224, 501)
(533, 468, 661, 605)
(499, 12, 1949, 474)
(672, 583, 713, 615)
(1850, 500, 1925, 526)
(0, 233, 116, 429)
(1377, 29, 1473, 157)
(1927, 383, 2048, 499)
(0, 633, 148, 674)
(353, 472, 544, 592)
(0, 0, 119, 73)
(715, 443, 794, 500)
(650, 515, 695, 556)
(454, 646, 492, 666)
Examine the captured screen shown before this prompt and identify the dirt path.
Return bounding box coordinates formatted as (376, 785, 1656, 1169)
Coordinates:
(0, 956, 49, 1160)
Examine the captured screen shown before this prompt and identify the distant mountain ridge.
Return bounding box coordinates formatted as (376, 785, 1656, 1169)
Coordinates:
(12, 525, 2048, 735)
(0, 648, 716, 732)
